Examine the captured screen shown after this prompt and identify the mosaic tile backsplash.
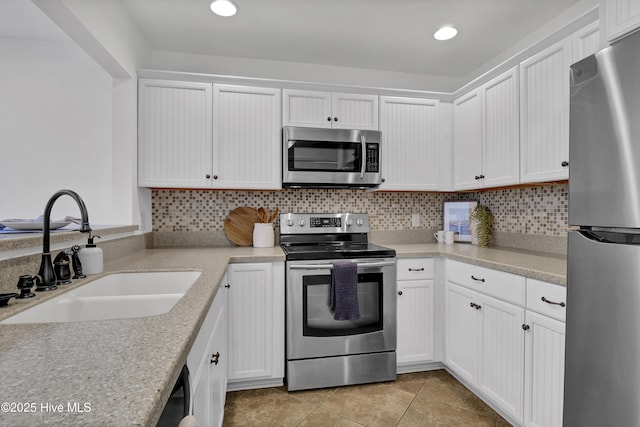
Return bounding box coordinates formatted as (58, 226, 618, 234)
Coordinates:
(152, 183, 568, 237)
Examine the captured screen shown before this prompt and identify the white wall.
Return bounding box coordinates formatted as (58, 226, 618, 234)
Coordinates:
(0, 38, 116, 224)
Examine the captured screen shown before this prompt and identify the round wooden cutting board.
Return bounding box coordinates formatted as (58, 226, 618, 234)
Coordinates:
(224, 207, 259, 246)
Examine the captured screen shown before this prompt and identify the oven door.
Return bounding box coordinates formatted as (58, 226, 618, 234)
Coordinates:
(286, 258, 396, 360)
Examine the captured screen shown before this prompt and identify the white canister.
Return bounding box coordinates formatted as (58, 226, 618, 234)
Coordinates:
(444, 231, 455, 244)
(253, 223, 274, 248)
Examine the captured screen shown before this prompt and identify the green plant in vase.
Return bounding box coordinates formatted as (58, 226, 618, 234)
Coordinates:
(470, 205, 494, 247)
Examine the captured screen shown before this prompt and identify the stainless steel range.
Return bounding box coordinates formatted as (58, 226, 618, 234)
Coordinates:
(280, 212, 397, 391)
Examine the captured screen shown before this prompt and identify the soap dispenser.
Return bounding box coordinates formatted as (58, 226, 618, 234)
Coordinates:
(79, 234, 103, 275)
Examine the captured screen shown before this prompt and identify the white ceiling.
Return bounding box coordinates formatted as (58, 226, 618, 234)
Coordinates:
(120, 0, 582, 78)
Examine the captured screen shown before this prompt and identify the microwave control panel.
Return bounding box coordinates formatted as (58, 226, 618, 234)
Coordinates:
(365, 143, 379, 172)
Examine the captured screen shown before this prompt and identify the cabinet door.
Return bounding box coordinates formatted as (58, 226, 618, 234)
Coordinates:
(331, 93, 379, 130)
(482, 67, 520, 188)
(379, 97, 439, 190)
(477, 294, 525, 423)
(138, 79, 213, 188)
(453, 88, 483, 190)
(282, 89, 332, 128)
(397, 279, 435, 365)
(520, 37, 572, 183)
(213, 85, 281, 189)
(573, 21, 600, 62)
(523, 311, 566, 427)
(191, 287, 226, 427)
(607, 0, 640, 42)
(444, 282, 479, 383)
(227, 263, 284, 382)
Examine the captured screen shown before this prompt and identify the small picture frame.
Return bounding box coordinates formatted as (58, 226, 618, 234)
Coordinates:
(443, 201, 478, 242)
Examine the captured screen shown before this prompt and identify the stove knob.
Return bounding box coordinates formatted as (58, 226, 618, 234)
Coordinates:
(298, 219, 306, 227)
(356, 218, 364, 226)
(346, 219, 353, 227)
(286, 219, 294, 227)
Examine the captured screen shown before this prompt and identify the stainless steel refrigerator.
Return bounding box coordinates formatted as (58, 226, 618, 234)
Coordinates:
(565, 29, 640, 426)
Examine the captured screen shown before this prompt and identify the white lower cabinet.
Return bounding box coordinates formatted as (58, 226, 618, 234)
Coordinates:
(226, 262, 285, 390)
(396, 258, 436, 370)
(445, 260, 525, 424)
(188, 274, 228, 427)
(523, 279, 567, 427)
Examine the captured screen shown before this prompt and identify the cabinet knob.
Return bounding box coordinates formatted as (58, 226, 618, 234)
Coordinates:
(470, 302, 475, 308)
(224, 284, 230, 289)
(210, 351, 220, 365)
(213, 175, 218, 180)
(327, 117, 332, 122)
(522, 324, 530, 331)
(561, 161, 569, 167)
(381, 178, 385, 183)
(398, 290, 403, 296)
(206, 174, 211, 179)
(474, 175, 480, 180)
(334, 117, 338, 122)
(479, 174, 485, 179)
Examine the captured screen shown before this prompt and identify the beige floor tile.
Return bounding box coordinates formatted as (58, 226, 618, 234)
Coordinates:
(289, 386, 338, 406)
(320, 381, 416, 427)
(496, 415, 513, 427)
(223, 386, 316, 426)
(298, 408, 365, 427)
(416, 371, 497, 417)
(397, 400, 497, 427)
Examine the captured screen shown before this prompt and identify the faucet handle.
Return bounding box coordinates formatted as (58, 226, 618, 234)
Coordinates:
(16, 275, 37, 299)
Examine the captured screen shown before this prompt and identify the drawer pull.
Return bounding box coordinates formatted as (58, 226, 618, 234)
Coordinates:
(471, 275, 485, 283)
(408, 268, 425, 272)
(470, 302, 481, 310)
(541, 296, 566, 307)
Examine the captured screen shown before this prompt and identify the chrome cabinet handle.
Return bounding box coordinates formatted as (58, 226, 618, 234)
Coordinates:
(360, 135, 366, 179)
(210, 352, 220, 365)
(471, 275, 485, 283)
(408, 268, 425, 272)
(289, 261, 395, 270)
(541, 296, 566, 307)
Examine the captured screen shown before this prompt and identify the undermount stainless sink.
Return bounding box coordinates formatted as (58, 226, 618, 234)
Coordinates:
(0, 271, 201, 324)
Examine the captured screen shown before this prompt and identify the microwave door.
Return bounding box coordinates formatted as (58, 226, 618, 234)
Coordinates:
(288, 140, 361, 173)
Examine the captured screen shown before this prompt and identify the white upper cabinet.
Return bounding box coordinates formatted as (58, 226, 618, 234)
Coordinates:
(138, 79, 281, 190)
(138, 79, 213, 188)
(520, 37, 572, 183)
(453, 67, 519, 190)
(213, 84, 281, 189)
(482, 67, 520, 188)
(573, 21, 601, 61)
(379, 97, 440, 190)
(283, 89, 379, 130)
(606, 0, 640, 42)
(453, 88, 483, 191)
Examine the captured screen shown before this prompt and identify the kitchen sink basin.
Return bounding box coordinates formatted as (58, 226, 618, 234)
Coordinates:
(0, 271, 201, 324)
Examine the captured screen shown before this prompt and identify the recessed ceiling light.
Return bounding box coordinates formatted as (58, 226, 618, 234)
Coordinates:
(434, 26, 458, 41)
(210, 0, 238, 17)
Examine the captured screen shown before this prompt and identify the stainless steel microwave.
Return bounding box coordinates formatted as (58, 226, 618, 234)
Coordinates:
(282, 126, 382, 188)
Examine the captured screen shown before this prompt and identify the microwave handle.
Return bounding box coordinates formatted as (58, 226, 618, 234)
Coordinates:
(290, 261, 395, 270)
(360, 135, 366, 179)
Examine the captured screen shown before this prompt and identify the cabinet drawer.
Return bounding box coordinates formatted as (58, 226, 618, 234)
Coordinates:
(446, 259, 525, 306)
(397, 258, 434, 280)
(526, 279, 567, 322)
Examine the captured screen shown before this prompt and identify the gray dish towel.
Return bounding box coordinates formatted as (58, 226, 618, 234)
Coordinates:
(329, 261, 361, 321)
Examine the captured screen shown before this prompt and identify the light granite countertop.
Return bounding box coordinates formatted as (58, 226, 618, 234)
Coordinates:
(0, 246, 284, 427)
(388, 243, 567, 286)
(0, 242, 565, 426)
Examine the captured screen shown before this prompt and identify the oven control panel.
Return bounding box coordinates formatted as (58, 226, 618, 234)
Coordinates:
(280, 213, 370, 234)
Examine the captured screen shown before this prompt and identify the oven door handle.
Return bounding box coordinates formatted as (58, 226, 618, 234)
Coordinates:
(289, 261, 395, 270)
